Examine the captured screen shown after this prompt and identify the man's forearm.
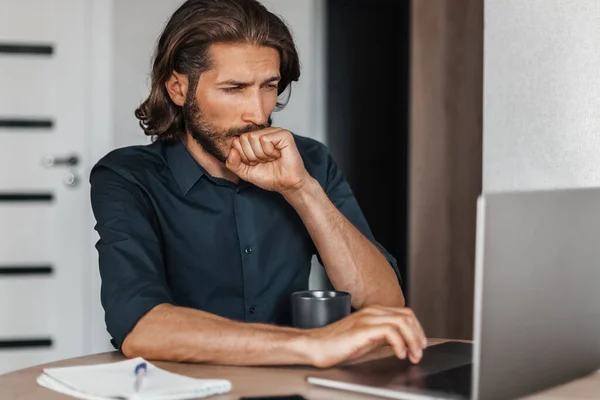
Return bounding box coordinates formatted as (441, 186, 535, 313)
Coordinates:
(122, 304, 311, 365)
(282, 178, 405, 309)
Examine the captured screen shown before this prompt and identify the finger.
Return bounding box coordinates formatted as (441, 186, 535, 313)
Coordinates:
(248, 132, 274, 161)
(379, 306, 427, 348)
(410, 316, 428, 349)
(368, 325, 408, 360)
(386, 307, 427, 348)
(226, 147, 241, 169)
(250, 126, 282, 136)
(258, 134, 282, 158)
(395, 318, 424, 364)
(259, 129, 292, 156)
(368, 306, 427, 348)
(226, 148, 250, 178)
(239, 134, 259, 163)
(364, 316, 423, 363)
(232, 138, 253, 166)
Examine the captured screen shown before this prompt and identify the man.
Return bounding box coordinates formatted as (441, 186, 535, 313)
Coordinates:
(90, 0, 426, 368)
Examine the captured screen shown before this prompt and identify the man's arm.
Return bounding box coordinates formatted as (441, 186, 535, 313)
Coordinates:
(122, 304, 308, 364)
(123, 303, 427, 366)
(282, 178, 404, 309)
(226, 130, 404, 310)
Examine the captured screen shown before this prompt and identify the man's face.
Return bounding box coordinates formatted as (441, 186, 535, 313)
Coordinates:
(183, 42, 281, 162)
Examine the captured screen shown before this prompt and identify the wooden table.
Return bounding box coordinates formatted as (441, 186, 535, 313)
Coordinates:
(1, 339, 599, 399)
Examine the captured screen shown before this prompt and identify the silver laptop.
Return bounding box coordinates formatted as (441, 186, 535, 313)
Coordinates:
(308, 188, 600, 399)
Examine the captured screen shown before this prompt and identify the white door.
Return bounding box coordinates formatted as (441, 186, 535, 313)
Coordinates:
(0, 0, 90, 374)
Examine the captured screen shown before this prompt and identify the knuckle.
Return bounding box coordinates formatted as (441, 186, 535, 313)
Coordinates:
(310, 349, 327, 368)
(358, 308, 374, 318)
(357, 315, 373, 326)
(383, 325, 396, 336)
(314, 356, 333, 369)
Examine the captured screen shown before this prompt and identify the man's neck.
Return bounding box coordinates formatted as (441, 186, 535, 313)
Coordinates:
(183, 134, 240, 184)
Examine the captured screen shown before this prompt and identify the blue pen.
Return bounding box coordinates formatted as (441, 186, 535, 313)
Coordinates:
(134, 362, 147, 393)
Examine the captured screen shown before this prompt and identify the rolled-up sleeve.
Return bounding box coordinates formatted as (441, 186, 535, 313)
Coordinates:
(316, 152, 402, 287)
(90, 165, 174, 350)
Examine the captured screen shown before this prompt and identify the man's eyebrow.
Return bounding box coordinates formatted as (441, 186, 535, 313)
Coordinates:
(217, 79, 251, 86)
(262, 75, 281, 84)
(217, 76, 281, 86)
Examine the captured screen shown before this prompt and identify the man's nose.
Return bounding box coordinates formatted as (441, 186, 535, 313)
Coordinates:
(242, 93, 268, 126)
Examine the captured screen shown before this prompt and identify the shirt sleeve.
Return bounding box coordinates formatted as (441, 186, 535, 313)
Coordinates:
(90, 164, 175, 350)
(315, 152, 402, 287)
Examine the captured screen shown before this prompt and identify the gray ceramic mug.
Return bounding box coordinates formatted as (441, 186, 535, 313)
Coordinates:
(291, 290, 351, 329)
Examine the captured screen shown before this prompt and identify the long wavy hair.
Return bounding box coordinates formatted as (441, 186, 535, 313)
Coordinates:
(135, 0, 301, 142)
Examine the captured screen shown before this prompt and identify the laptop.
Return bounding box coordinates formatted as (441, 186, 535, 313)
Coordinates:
(308, 188, 600, 399)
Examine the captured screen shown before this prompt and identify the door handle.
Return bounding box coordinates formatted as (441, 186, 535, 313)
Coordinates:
(63, 171, 79, 187)
(42, 154, 80, 168)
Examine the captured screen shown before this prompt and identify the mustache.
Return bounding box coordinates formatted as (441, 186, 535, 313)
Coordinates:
(224, 122, 271, 139)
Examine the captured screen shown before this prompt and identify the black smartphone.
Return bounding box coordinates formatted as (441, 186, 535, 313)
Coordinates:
(239, 395, 307, 400)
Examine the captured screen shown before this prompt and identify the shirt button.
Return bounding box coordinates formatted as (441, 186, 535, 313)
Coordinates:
(244, 247, 253, 254)
(249, 306, 256, 314)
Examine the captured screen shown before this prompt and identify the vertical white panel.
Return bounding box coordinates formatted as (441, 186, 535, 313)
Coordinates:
(484, 0, 600, 192)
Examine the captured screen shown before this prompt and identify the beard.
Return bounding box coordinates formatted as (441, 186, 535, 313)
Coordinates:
(182, 93, 271, 163)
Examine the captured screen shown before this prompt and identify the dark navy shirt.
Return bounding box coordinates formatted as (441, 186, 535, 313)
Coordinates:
(90, 135, 400, 349)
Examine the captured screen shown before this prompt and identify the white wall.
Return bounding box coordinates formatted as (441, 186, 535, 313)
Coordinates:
(484, 0, 600, 192)
(111, 0, 183, 148)
(89, 0, 328, 353)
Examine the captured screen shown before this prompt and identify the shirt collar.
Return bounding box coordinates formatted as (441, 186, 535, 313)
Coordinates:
(163, 139, 206, 195)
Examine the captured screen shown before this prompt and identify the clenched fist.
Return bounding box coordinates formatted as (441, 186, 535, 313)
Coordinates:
(225, 128, 311, 194)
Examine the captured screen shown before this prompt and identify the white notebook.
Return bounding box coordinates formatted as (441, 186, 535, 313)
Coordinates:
(36, 357, 232, 400)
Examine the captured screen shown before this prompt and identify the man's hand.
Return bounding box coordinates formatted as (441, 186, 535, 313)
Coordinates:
(304, 306, 427, 368)
(225, 128, 311, 194)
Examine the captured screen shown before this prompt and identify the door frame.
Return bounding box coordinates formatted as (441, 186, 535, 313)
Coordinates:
(86, 0, 115, 354)
(408, 0, 484, 340)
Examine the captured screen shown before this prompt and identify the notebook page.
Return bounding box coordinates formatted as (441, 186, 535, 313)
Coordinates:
(37, 357, 232, 400)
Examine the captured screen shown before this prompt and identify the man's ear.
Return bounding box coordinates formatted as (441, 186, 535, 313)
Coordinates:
(165, 71, 189, 107)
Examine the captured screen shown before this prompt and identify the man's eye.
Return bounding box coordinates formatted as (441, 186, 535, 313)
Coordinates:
(223, 87, 242, 92)
(266, 84, 279, 90)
